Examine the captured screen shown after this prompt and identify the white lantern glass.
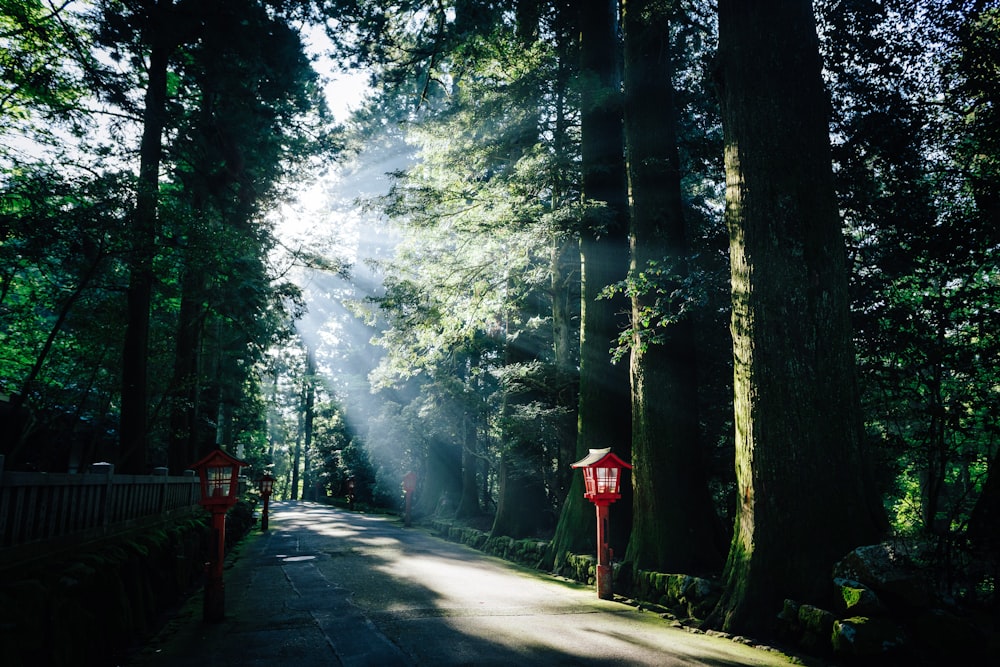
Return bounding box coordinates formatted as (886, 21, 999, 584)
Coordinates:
(208, 465, 233, 497)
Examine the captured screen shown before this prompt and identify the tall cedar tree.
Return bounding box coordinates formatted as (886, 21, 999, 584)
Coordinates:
(549, 0, 633, 568)
(710, 0, 886, 633)
(621, 0, 723, 575)
(166, 0, 327, 472)
(116, 0, 177, 473)
(959, 4, 1000, 557)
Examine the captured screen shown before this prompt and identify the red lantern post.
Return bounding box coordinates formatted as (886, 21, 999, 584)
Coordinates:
(258, 472, 275, 532)
(571, 448, 632, 600)
(402, 471, 417, 527)
(190, 448, 246, 622)
(346, 477, 356, 510)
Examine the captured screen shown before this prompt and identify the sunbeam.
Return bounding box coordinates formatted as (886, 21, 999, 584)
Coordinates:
(268, 121, 418, 504)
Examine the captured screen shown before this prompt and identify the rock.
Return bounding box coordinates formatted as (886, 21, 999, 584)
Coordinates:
(648, 573, 719, 619)
(798, 603, 836, 635)
(833, 543, 933, 610)
(831, 615, 907, 659)
(777, 599, 800, 632)
(678, 575, 720, 616)
(833, 577, 886, 615)
(798, 603, 836, 653)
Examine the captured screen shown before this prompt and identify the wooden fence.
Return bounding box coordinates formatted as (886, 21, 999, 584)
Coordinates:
(0, 456, 221, 568)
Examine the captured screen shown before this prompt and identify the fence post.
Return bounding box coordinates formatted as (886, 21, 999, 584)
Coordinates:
(89, 462, 115, 528)
(153, 466, 169, 513)
(184, 469, 198, 506)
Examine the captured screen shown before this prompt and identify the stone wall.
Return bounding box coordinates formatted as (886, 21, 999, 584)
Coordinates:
(424, 518, 716, 618)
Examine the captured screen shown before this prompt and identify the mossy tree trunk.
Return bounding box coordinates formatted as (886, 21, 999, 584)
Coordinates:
(710, 0, 886, 635)
(492, 451, 549, 537)
(302, 350, 317, 501)
(621, 0, 724, 576)
(548, 0, 632, 570)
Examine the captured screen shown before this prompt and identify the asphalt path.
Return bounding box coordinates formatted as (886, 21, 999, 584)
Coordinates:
(129, 501, 812, 666)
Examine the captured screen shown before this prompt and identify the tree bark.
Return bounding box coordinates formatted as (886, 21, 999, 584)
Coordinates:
(549, 0, 632, 570)
(168, 264, 206, 474)
(710, 0, 886, 634)
(621, 0, 724, 575)
(290, 349, 316, 501)
(491, 287, 550, 538)
(492, 451, 549, 537)
(550, 233, 580, 500)
(968, 447, 1000, 557)
(454, 405, 481, 519)
(119, 1, 172, 474)
(549, 14, 580, 506)
(415, 432, 463, 517)
(302, 351, 316, 501)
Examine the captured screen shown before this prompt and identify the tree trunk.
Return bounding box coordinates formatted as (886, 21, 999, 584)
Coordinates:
(302, 354, 316, 502)
(551, 233, 580, 501)
(455, 402, 480, 519)
(416, 435, 463, 517)
(291, 430, 302, 501)
(549, 0, 632, 570)
(710, 0, 886, 634)
(968, 447, 1000, 557)
(168, 264, 206, 474)
(119, 11, 171, 473)
(291, 350, 316, 501)
(549, 17, 580, 506)
(621, 0, 724, 575)
(492, 287, 550, 538)
(488, 2, 551, 536)
(492, 451, 548, 537)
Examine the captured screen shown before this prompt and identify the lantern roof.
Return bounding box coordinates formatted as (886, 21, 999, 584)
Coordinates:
(570, 447, 632, 470)
(190, 447, 248, 471)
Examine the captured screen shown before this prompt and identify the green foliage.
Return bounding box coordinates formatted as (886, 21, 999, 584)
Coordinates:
(1, 0, 341, 472)
(338, 3, 586, 528)
(0, 167, 130, 465)
(821, 0, 1000, 544)
(0, 0, 94, 138)
(602, 257, 717, 362)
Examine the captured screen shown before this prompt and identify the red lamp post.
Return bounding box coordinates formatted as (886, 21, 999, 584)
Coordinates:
(346, 477, 356, 510)
(402, 471, 417, 527)
(190, 448, 246, 623)
(571, 447, 632, 600)
(258, 472, 275, 532)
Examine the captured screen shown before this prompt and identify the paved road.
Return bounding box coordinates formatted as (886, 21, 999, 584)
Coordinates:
(129, 502, 811, 666)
